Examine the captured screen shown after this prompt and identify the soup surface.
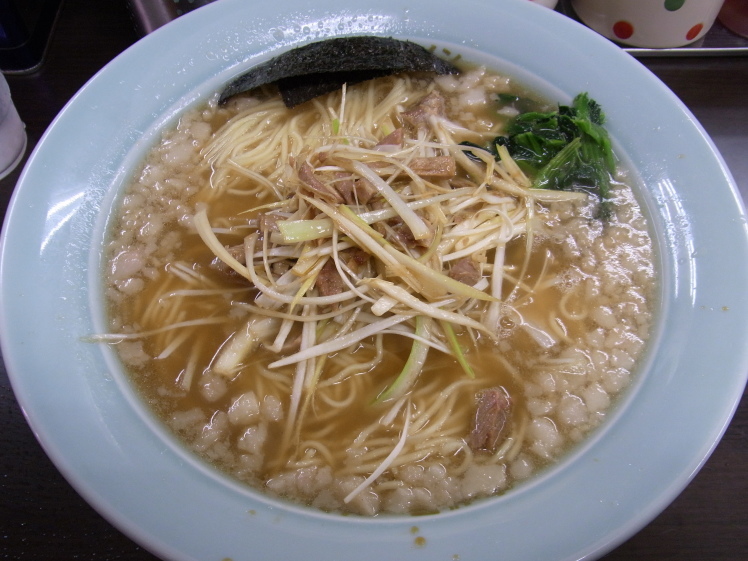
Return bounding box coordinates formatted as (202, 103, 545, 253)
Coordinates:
(104, 66, 655, 515)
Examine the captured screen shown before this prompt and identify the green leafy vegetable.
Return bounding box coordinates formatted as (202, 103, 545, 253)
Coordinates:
(463, 93, 616, 219)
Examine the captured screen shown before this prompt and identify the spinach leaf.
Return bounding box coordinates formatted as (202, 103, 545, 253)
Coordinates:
(479, 92, 616, 220)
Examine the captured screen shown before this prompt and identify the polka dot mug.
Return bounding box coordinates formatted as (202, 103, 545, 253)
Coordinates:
(571, 0, 726, 48)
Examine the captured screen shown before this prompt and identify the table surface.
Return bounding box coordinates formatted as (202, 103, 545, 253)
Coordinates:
(1, 1, 746, 560)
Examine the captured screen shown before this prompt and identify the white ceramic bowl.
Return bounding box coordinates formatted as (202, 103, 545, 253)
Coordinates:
(2, 0, 747, 560)
(571, 0, 726, 48)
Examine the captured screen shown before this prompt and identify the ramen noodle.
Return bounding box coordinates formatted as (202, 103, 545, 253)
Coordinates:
(103, 66, 655, 515)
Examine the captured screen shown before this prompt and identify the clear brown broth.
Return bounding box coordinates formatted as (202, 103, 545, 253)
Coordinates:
(105, 70, 655, 513)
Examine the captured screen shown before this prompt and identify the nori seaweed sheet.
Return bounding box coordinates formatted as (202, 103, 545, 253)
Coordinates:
(218, 36, 460, 107)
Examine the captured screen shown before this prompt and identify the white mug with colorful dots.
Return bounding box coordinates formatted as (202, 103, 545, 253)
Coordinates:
(571, 0, 726, 48)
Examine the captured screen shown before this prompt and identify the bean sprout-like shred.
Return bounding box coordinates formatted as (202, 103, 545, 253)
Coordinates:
(344, 402, 412, 504)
